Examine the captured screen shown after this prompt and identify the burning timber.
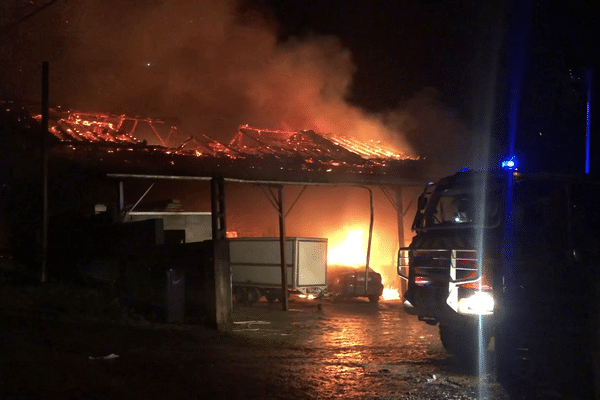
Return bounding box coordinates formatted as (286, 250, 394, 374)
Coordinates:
(4, 104, 427, 185)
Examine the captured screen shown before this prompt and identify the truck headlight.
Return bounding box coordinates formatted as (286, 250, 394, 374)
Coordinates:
(457, 291, 494, 315)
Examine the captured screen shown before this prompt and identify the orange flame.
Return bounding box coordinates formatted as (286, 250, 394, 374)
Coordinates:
(328, 227, 401, 301)
(327, 228, 367, 267)
(381, 287, 400, 301)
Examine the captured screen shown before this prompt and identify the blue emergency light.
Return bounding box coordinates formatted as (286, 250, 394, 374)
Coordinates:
(501, 156, 518, 170)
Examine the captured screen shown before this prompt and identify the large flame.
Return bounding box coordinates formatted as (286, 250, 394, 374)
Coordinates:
(381, 288, 401, 301)
(328, 227, 401, 301)
(327, 228, 367, 267)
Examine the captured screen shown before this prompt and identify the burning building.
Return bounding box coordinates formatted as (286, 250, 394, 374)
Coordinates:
(1, 103, 428, 313)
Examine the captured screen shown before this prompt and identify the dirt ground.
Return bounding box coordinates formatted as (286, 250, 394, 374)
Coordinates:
(0, 281, 513, 400)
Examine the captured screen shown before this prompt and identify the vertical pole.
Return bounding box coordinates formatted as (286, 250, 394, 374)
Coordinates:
(396, 186, 406, 296)
(41, 61, 49, 283)
(364, 187, 373, 293)
(496, 171, 516, 384)
(277, 185, 289, 311)
(209, 176, 232, 331)
(585, 68, 593, 174)
(396, 186, 405, 248)
(118, 180, 124, 212)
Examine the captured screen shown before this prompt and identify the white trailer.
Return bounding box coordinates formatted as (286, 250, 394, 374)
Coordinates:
(229, 237, 327, 303)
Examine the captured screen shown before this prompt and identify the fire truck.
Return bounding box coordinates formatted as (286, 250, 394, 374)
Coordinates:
(398, 170, 499, 356)
(398, 167, 600, 396)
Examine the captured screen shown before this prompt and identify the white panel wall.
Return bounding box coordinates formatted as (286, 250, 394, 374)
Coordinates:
(126, 212, 212, 243)
(229, 239, 293, 265)
(297, 240, 327, 286)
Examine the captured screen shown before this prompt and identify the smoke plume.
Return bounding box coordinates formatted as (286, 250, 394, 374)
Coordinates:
(1, 0, 474, 171)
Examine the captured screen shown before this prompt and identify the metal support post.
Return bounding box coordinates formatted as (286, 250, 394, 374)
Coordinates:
(277, 185, 289, 311)
(364, 187, 373, 293)
(118, 180, 124, 212)
(396, 186, 407, 296)
(41, 61, 49, 283)
(396, 186, 405, 248)
(208, 176, 232, 331)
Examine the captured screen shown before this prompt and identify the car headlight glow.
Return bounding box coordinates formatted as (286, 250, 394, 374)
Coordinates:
(457, 290, 494, 315)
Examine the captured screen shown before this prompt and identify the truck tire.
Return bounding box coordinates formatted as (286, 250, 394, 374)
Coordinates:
(439, 324, 492, 360)
(439, 324, 471, 356)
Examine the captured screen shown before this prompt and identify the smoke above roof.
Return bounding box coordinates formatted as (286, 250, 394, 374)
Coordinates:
(2, 0, 471, 176)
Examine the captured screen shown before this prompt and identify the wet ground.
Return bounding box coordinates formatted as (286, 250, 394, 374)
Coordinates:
(232, 298, 508, 400)
(0, 290, 510, 399)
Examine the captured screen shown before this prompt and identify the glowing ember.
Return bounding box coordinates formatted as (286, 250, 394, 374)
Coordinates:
(328, 228, 367, 267)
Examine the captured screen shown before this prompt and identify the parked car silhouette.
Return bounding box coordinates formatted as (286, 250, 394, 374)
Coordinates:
(327, 265, 383, 303)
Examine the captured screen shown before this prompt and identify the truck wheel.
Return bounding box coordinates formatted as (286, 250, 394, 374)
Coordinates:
(439, 324, 491, 359)
(368, 294, 380, 303)
(439, 324, 474, 356)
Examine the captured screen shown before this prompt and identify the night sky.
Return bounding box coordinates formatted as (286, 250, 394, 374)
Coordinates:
(262, 0, 600, 174)
(262, 1, 494, 116)
(1, 0, 599, 176)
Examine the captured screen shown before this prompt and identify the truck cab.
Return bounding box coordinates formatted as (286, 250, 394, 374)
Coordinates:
(398, 168, 600, 396)
(399, 170, 502, 356)
(398, 171, 600, 369)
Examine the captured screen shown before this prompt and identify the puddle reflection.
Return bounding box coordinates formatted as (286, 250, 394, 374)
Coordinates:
(233, 301, 508, 399)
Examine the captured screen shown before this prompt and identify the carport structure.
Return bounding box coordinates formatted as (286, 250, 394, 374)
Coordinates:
(36, 108, 430, 331)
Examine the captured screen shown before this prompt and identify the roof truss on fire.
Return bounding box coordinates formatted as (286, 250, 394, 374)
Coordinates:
(229, 125, 413, 164)
(43, 110, 183, 147)
(18, 106, 428, 185)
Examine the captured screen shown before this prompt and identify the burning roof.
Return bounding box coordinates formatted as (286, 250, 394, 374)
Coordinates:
(231, 126, 412, 162)
(6, 104, 426, 185)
